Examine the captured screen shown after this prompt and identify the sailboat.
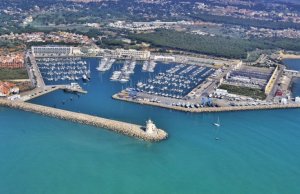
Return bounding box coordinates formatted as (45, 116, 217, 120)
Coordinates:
(82, 63, 91, 82)
(213, 116, 221, 127)
(82, 74, 89, 82)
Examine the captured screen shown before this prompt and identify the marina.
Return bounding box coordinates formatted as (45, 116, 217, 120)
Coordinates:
(36, 57, 90, 83)
(135, 64, 215, 99)
(28, 56, 300, 113)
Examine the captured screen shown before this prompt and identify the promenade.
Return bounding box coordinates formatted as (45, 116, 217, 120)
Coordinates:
(0, 99, 168, 142)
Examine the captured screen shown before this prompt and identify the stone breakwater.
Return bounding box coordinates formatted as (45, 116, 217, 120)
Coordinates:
(0, 99, 168, 142)
(113, 95, 300, 113)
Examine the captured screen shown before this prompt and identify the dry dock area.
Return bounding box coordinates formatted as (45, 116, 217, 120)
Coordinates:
(0, 99, 168, 142)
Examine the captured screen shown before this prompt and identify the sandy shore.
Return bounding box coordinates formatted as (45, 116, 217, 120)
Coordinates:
(279, 52, 300, 59)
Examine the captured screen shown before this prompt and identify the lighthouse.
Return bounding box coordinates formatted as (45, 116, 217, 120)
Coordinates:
(146, 119, 158, 135)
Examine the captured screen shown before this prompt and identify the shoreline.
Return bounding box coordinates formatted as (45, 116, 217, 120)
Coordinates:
(112, 94, 300, 113)
(0, 99, 168, 142)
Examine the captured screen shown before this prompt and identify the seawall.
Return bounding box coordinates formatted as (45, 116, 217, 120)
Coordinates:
(0, 99, 168, 142)
(113, 94, 300, 113)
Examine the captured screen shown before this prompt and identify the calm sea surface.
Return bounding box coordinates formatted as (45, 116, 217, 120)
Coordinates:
(0, 59, 300, 194)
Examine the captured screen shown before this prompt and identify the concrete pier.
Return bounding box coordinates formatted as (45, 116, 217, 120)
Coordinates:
(0, 99, 168, 142)
(113, 94, 300, 113)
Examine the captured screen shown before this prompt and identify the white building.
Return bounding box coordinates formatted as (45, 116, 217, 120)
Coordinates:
(153, 55, 175, 62)
(111, 49, 150, 60)
(146, 119, 159, 135)
(32, 46, 79, 57)
(281, 98, 288, 105)
(214, 89, 228, 96)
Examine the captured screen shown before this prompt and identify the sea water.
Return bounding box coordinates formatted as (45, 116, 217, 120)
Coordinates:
(0, 59, 299, 194)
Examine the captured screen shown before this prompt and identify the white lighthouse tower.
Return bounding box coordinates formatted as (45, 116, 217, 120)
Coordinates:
(146, 119, 158, 135)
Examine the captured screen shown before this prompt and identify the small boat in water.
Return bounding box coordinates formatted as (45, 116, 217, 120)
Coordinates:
(82, 74, 90, 82)
(213, 117, 221, 127)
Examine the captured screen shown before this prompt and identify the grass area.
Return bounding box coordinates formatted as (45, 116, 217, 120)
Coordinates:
(219, 84, 266, 100)
(0, 68, 28, 80)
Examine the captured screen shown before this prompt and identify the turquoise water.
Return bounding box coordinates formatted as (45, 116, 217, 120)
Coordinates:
(0, 59, 300, 194)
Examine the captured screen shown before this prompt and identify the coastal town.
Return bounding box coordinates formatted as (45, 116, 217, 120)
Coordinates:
(1, 0, 300, 141)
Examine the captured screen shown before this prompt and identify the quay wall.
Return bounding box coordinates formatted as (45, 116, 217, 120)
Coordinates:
(113, 94, 300, 113)
(0, 99, 167, 142)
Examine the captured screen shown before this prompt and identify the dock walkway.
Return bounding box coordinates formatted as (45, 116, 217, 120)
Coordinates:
(0, 99, 168, 142)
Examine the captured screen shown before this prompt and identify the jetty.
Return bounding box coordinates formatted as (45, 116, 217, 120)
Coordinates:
(0, 99, 168, 142)
(19, 84, 87, 101)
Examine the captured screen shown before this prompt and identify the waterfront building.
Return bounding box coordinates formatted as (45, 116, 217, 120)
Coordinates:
(111, 49, 151, 60)
(153, 55, 175, 62)
(32, 46, 81, 57)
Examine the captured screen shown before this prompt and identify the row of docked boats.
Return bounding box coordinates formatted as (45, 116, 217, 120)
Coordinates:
(136, 64, 215, 99)
(37, 58, 90, 82)
(96, 58, 116, 72)
(110, 60, 136, 83)
(142, 60, 156, 72)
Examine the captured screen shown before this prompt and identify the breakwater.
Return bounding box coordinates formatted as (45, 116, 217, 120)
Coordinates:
(0, 99, 167, 142)
(113, 94, 300, 113)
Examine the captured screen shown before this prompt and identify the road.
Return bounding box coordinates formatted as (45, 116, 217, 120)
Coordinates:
(27, 52, 45, 88)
